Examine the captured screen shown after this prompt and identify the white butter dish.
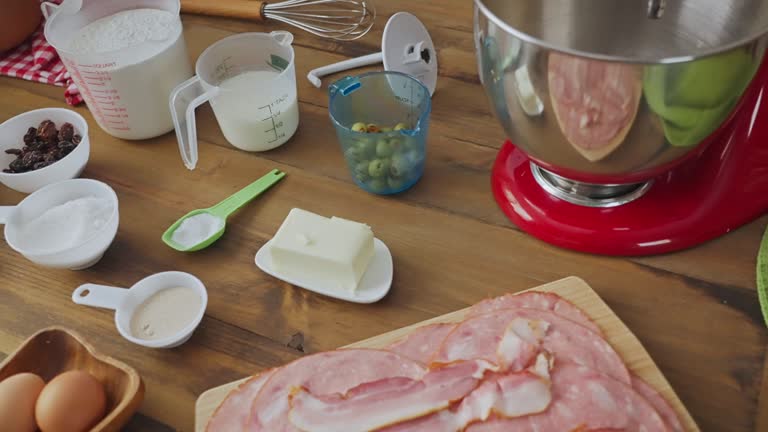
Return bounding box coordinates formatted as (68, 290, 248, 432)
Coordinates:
(255, 238, 393, 304)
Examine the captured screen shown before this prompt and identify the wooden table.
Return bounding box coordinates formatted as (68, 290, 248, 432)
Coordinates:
(0, 2, 766, 431)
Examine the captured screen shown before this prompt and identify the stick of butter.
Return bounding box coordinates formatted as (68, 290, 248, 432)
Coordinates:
(270, 208, 375, 293)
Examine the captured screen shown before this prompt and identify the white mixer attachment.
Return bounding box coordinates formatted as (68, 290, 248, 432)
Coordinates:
(307, 12, 438, 95)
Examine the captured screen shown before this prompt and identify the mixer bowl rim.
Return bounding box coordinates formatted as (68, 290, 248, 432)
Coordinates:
(474, 0, 768, 64)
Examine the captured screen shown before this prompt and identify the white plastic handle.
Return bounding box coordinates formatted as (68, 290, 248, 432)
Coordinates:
(169, 76, 219, 170)
(307, 52, 384, 88)
(0, 206, 14, 225)
(72, 284, 128, 310)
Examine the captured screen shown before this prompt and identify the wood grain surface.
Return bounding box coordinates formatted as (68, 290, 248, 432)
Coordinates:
(195, 277, 699, 431)
(0, 2, 766, 431)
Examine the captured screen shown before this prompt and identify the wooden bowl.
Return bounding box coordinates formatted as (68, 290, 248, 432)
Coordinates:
(0, 327, 144, 432)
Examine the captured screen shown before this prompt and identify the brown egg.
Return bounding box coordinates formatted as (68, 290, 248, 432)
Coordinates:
(0, 372, 45, 432)
(0, 0, 42, 52)
(36, 371, 107, 432)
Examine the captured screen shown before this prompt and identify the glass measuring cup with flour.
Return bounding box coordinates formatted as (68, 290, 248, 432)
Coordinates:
(42, 0, 194, 140)
(170, 32, 299, 170)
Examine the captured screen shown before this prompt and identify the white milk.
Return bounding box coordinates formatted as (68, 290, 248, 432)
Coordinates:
(65, 9, 193, 140)
(211, 70, 300, 152)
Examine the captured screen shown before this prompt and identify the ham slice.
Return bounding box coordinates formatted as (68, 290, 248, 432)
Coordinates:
(434, 308, 631, 384)
(247, 349, 426, 431)
(632, 374, 684, 432)
(206, 370, 274, 432)
(467, 364, 669, 432)
(287, 359, 493, 432)
(386, 323, 456, 364)
(548, 52, 641, 161)
(468, 291, 602, 335)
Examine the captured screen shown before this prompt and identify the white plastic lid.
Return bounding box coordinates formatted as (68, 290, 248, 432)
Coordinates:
(382, 12, 438, 95)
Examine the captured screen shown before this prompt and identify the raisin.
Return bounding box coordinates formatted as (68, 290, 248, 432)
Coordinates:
(36, 120, 58, 144)
(9, 159, 26, 172)
(58, 122, 75, 142)
(33, 161, 53, 170)
(5, 148, 22, 155)
(72, 134, 82, 144)
(23, 127, 36, 145)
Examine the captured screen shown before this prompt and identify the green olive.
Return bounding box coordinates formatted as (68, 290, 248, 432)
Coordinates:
(388, 137, 403, 152)
(366, 123, 381, 133)
(368, 178, 387, 192)
(352, 122, 367, 133)
(389, 154, 409, 177)
(394, 122, 408, 131)
(344, 145, 366, 162)
(375, 139, 394, 158)
(368, 159, 389, 178)
(381, 127, 393, 133)
(354, 160, 370, 179)
(387, 176, 406, 190)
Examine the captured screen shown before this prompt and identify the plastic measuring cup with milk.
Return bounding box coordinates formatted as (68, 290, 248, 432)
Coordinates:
(42, 0, 194, 140)
(170, 32, 300, 170)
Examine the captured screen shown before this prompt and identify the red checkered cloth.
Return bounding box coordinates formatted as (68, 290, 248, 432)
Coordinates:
(0, 1, 83, 106)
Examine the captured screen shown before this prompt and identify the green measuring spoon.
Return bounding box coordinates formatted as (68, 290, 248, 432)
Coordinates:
(162, 169, 286, 252)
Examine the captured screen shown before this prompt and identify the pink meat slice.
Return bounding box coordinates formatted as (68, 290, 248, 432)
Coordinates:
(247, 348, 427, 431)
(467, 364, 669, 432)
(468, 291, 602, 335)
(287, 359, 492, 432)
(548, 53, 639, 150)
(386, 323, 457, 364)
(433, 308, 631, 384)
(382, 354, 554, 431)
(632, 374, 684, 432)
(206, 369, 275, 432)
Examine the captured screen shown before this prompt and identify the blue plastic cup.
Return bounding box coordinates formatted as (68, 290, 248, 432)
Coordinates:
(329, 71, 431, 195)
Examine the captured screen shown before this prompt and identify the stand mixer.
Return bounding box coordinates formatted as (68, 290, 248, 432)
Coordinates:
(474, 0, 768, 255)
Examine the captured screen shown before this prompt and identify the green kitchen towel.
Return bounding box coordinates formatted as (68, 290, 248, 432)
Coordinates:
(758, 224, 768, 328)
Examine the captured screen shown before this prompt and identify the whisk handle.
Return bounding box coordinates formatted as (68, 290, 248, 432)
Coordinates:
(180, 0, 267, 21)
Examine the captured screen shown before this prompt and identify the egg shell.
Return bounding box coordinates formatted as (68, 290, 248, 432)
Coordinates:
(0, 372, 45, 432)
(36, 370, 107, 432)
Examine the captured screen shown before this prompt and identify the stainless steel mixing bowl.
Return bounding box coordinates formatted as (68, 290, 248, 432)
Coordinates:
(475, 0, 768, 188)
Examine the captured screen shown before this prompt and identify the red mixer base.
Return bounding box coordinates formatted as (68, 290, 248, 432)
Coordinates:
(491, 125, 768, 255)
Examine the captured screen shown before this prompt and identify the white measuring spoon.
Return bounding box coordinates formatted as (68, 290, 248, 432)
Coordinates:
(72, 271, 208, 349)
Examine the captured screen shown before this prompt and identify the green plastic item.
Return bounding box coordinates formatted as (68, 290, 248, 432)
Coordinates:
(162, 169, 286, 252)
(758, 224, 768, 328)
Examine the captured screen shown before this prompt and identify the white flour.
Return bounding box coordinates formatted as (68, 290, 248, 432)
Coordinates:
(17, 196, 114, 253)
(64, 8, 193, 139)
(171, 212, 225, 248)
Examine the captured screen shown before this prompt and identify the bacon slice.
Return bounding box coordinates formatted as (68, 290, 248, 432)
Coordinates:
(287, 360, 493, 432)
(434, 309, 631, 384)
(632, 374, 684, 432)
(381, 354, 553, 431)
(248, 349, 426, 431)
(386, 323, 456, 364)
(206, 370, 274, 432)
(467, 364, 669, 432)
(468, 291, 602, 335)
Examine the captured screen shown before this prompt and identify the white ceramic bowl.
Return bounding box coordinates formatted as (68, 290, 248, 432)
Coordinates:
(72, 272, 208, 349)
(0, 108, 90, 193)
(2, 178, 119, 269)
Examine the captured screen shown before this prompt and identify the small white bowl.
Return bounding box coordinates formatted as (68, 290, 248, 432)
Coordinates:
(72, 272, 208, 349)
(0, 178, 119, 269)
(0, 108, 90, 193)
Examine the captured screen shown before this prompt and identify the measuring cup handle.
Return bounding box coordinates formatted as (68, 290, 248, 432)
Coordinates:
(308, 52, 383, 88)
(0, 206, 14, 225)
(72, 284, 128, 310)
(169, 76, 219, 170)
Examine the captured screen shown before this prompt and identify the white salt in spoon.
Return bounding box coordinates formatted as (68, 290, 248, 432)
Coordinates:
(162, 169, 285, 252)
(72, 271, 207, 349)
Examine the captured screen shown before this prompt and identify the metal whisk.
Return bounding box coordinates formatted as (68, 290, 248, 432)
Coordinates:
(181, 0, 376, 41)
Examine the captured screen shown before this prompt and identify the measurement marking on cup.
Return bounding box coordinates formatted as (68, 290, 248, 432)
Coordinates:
(259, 103, 279, 143)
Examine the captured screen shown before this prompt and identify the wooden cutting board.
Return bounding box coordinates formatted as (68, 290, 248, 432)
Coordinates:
(195, 276, 699, 431)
